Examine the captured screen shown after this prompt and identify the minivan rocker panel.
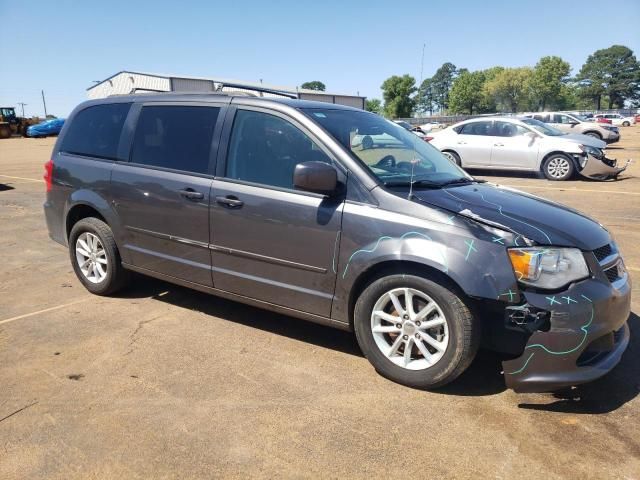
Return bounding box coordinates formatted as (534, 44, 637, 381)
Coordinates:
(44, 93, 631, 394)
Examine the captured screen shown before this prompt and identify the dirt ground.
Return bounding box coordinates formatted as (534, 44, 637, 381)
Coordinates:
(1, 128, 639, 479)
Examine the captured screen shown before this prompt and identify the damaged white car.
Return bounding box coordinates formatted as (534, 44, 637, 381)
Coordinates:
(428, 117, 629, 181)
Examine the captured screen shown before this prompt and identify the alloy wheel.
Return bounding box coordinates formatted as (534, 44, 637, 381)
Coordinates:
(370, 287, 449, 370)
(546, 157, 570, 179)
(75, 232, 108, 284)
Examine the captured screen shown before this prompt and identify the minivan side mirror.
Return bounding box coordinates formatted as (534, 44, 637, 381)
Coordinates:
(293, 161, 339, 195)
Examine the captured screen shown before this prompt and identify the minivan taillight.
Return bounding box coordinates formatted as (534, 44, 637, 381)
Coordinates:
(44, 159, 54, 192)
(424, 136, 434, 142)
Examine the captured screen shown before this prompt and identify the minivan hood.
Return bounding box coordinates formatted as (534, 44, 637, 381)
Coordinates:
(413, 183, 610, 250)
(561, 133, 607, 149)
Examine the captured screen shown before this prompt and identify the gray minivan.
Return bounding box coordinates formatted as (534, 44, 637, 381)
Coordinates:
(44, 93, 631, 393)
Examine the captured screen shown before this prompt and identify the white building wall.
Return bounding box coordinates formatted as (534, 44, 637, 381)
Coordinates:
(87, 73, 171, 99)
(170, 78, 215, 92)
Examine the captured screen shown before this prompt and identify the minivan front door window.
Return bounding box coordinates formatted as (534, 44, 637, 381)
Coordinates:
(225, 109, 333, 190)
(303, 108, 471, 187)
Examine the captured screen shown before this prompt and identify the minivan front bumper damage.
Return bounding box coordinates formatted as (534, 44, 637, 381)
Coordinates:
(502, 273, 631, 393)
(577, 153, 631, 180)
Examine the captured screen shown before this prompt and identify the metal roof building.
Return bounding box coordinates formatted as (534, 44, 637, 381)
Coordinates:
(87, 71, 365, 109)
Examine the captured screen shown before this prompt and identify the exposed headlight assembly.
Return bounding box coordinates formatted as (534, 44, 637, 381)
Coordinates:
(508, 247, 589, 289)
(579, 144, 603, 158)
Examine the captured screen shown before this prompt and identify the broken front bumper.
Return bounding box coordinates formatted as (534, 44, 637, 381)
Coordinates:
(503, 261, 631, 393)
(578, 153, 631, 180)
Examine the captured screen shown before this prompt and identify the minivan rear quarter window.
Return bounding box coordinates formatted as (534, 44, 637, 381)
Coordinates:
(61, 103, 131, 160)
(130, 105, 220, 174)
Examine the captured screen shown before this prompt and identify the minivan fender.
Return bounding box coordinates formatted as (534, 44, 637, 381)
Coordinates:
(64, 190, 124, 250)
(331, 232, 521, 325)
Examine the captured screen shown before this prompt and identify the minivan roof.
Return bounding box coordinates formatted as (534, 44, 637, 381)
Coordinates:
(85, 92, 363, 112)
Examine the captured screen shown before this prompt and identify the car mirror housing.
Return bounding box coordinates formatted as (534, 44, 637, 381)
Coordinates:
(293, 161, 340, 196)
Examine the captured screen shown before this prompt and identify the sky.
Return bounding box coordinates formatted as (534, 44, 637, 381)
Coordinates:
(1, 0, 639, 118)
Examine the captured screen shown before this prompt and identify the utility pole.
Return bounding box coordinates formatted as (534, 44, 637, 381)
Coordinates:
(17, 102, 27, 118)
(419, 42, 426, 87)
(41, 90, 48, 118)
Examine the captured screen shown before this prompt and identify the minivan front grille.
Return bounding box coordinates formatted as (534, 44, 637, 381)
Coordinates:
(604, 265, 620, 283)
(593, 244, 612, 262)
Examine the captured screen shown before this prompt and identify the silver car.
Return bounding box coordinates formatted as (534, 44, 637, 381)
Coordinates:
(429, 117, 628, 180)
(524, 112, 620, 144)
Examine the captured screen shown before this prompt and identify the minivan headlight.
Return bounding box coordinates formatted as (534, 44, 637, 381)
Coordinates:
(508, 247, 589, 289)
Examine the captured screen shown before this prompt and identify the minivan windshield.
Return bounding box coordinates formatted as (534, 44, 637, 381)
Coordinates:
(520, 118, 564, 136)
(303, 108, 471, 187)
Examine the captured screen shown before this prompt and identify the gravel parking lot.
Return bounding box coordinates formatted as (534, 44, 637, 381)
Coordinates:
(1, 129, 639, 479)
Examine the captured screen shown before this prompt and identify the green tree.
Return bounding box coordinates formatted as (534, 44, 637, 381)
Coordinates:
(415, 78, 436, 115)
(300, 81, 326, 91)
(365, 98, 382, 114)
(577, 45, 640, 109)
(530, 56, 571, 110)
(486, 67, 534, 112)
(431, 62, 457, 112)
(381, 74, 417, 118)
(449, 70, 486, 114)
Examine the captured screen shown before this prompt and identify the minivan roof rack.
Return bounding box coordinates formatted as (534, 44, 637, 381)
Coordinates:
(215, 81, 298, 99)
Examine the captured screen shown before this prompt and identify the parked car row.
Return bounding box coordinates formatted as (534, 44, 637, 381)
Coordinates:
(428, 116, 628, 181)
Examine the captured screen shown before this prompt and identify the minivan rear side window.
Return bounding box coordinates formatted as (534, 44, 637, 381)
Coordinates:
(60, 103, 131, 160)
(130, 105, 220, 174)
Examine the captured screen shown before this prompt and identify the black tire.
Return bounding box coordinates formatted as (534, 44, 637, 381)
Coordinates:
(622, 121, 630, 127)
(68, 217, 129, 295)
(362, 135, 373, 150)
(442, 150, 461, 166)
(542, 153, 574, 181)
(0, 125, 11, 139)
(584, 131, 602, 140)
(354, 274, 480, 389)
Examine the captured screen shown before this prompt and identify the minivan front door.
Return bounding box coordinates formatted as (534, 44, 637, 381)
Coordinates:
(210, 108, 343, 316)
(110, 104, 224, 286)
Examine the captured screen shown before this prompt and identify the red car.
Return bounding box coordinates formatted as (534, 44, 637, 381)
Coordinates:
(635, 114, 640, 123)
(595, 117, 612, 124)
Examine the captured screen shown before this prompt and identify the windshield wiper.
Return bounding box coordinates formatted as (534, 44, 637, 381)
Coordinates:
(383, 179, 443, 188)
(439, 177, 486, 187)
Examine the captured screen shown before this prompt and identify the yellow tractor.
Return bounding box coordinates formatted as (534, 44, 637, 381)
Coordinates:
(0, 107, 39, 138)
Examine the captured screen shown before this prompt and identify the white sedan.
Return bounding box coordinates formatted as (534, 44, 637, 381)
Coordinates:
(428, 117, 628, 181)
(593, 113, 636, 127)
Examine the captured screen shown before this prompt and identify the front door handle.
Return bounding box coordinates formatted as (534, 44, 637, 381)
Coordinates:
(216, 195, 244, 208)
(179, 188, 204, 200)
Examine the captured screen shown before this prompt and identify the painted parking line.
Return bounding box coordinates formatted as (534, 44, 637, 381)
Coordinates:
(0, 297, 91, 326)
(0, 174, 42, 183)
(501, 184, 640, 196)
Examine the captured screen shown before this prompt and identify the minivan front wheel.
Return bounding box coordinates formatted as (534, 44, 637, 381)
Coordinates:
(542, 154, 574, 181)
(69, 217, 128, 295)
(354, 274, 479, 389)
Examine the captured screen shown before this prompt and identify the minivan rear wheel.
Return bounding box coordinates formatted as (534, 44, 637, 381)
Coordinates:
(69, 217, 128, 295)
(354, 274, 479, 389)
(542, 154, 574, 181)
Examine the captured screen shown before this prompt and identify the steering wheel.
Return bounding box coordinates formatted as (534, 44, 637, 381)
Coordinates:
(375, 155, 396, 169)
